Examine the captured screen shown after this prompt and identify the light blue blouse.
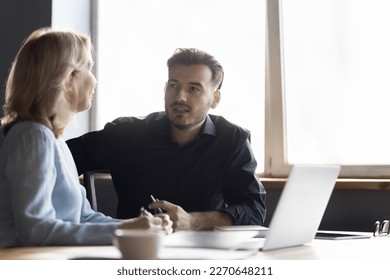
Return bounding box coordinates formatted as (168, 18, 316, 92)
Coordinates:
(0, 121, 119, 248)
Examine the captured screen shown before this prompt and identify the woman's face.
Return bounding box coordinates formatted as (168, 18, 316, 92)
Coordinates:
(74, 53, 97, 112)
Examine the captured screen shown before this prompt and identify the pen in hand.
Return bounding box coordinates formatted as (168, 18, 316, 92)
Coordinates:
(150, 195, 163, 213)
(139, 206, 153, 217)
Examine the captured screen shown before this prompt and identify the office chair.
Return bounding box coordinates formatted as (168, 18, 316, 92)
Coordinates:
(0, 128, 4, 149)
(83, 170, 118, 217)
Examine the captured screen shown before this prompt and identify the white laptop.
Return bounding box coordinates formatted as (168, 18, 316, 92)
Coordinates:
(163, 165, 340, 252)
(260, 164, 340, 251)
(215, 164, 340, 251)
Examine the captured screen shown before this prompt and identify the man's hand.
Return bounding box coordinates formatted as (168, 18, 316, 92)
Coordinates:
(148, 200, 192, 231)
(148, 200, 233, 231)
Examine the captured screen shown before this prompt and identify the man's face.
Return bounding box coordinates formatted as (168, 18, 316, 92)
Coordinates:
(164, 64, 220, 130)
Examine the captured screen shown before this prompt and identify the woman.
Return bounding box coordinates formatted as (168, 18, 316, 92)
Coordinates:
(0, 28, 172, 248)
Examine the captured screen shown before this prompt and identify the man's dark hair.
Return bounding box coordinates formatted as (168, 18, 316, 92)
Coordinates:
(167, 48, 224, 90)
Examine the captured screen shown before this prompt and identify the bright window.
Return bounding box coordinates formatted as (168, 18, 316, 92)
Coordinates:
(96, 0, 390, 178)
(283, 0, 390, 165)
(266, 0, 390, 177)
(96, 0, 265, 171)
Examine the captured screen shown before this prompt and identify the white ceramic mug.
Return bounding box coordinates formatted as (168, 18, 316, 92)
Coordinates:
(113, 229, 162, 260)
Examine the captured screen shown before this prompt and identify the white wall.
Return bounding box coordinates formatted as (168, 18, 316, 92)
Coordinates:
(52, 0, 91, 140)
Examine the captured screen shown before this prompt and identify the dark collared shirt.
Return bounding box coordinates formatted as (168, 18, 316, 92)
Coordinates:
(67, 112, 266, 225)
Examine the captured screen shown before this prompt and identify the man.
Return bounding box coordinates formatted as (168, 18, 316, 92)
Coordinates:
(67, 48, 266, 231)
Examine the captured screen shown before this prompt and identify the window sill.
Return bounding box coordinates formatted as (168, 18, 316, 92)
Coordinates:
(84, 174, 390, 191)
(259, 177, 390, 190)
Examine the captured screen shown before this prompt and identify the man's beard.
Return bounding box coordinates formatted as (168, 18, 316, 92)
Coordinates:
(170, 120, 198, 130)
(169, 114, 207, 131)
(166, 103, 208, 130)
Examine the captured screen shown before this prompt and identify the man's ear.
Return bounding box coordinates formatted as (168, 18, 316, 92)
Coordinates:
(211, 90, 221, 109)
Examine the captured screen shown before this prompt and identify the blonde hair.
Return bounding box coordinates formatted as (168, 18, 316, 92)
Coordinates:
(1, 27, 92, 138)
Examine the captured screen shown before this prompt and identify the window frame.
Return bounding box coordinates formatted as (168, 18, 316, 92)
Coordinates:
(89, 0, 99, 132)
(265, 0, 390, 179)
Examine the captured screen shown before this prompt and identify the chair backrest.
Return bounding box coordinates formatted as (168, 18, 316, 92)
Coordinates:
(0, 128, 5, 149)
(83, 170, 118, 218)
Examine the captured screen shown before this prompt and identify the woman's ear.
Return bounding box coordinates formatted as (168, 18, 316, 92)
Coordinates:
(211, 90, 221, 109)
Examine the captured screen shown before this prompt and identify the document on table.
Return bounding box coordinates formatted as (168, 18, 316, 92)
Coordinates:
(214, 225, 268, 238)
(158, 247, 258, 260)
(162, 230, 260, 249)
